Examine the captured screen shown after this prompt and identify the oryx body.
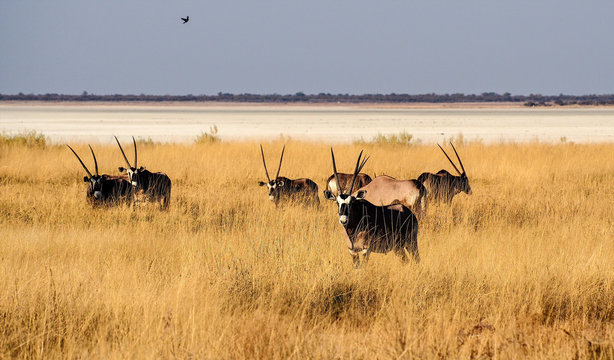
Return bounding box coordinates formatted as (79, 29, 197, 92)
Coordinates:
(324, 149, 419, 267)
(325, 172, 372, 196)
(355, 175, 427, 215)
(258, 145, 319, 206)
(67, 145, 133, 206)
(418, 143, 471, 204)
(115, 136, 172, 208)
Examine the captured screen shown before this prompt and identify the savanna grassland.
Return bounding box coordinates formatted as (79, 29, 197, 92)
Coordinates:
(1, 136, 614, 359)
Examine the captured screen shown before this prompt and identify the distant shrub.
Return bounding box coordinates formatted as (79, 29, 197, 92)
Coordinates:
(135, 137, 156, 146)
(0, 131, 48, 148)
(445, 133, 466, 146)
(195, 125, 220, 144)
(354, 131, 418, 146)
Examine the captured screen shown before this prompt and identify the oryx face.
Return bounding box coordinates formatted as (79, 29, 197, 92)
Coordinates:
(67, 144, 106, 201)
(460, 174, 472, 195)
(438, 142, 471, 196)
(118, 166, 145, 187)
(324, 190, 367, 226)
(84, 175, 104, 200)
(115, 136, 144, 187)
(258, 144, 287, 203)
(259, 179, 285, 201)
(335, 194, 353, 225)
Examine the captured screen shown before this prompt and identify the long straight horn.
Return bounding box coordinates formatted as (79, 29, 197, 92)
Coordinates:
(132, 136, 137, 169)
(450, 142, 466, 175)
(330, 147, 341, 195)
(260, 144, 271, 182)
(66, 145, 92, 178)
(275, 144, 285, 179)
(348, 150, 366, 195)
(114, 136, 132, 168)
(351, 155, 369, 194)
(437, 144, 462, 176)
(88, 145, 99, 176)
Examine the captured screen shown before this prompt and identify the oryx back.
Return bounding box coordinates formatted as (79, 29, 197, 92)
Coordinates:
(355, 175, 427, 215)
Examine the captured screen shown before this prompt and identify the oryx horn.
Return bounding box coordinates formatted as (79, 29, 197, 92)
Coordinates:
(330, 147, 342, 194)
(260, 144, 271, 182)
(348, 150, 368, 195)
(66, 145, 93, 178)
(132, 136, 137, 168)
(450, 142, 466, 175)
(114, 136, 132, 168)
(275, 144, 285, 180)
(88, 145, 99, 176)
(437, 143, 462, 176)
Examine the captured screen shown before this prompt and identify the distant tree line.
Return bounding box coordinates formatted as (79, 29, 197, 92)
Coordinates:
(2, 92, 614, 105)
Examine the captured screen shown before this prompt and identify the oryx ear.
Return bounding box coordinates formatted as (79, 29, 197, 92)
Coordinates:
(258, 181, 266, 186)
(355, 190, 367, 199)
(139, 166, 145, 171)
(83, 176, 89, 182)
(323, 190, 335, 200)
(118, 167, 126, 172)
(277, 180, 284, 187)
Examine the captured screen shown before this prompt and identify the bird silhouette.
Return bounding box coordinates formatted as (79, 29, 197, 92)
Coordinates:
(181, 16, 189, 24)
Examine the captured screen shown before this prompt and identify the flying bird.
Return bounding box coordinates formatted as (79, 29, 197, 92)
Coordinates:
(181, 16, 189, 24)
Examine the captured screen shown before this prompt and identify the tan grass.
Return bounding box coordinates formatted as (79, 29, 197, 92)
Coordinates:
(1, 140, 614, 359)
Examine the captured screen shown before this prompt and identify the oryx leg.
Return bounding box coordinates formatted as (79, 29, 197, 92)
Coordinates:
(352, 232, 370, 268)
(349, 249, 360, 268)
(312, 193, 320, 207)
(394, 247, 409, 263)
(405, 238, 420, 263)
(161, 191, 171, 210)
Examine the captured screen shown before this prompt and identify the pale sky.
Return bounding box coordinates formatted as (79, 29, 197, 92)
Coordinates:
(1, 1, 613, 96)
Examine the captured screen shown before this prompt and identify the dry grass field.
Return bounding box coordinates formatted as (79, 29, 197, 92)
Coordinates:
(1, 136, 614, 359)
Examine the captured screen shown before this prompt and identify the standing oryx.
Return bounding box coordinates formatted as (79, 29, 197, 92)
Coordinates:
(417, 143, 472, 204)
(114, 136, 172, 209)
(355, 175, 427, 216)
(258, 144, 319, 206)
(323, 148, 419, 267)
(67, 145, 132, 206)
(325, 172, 372, 196)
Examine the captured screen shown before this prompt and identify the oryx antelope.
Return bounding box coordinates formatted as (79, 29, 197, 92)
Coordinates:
(115, 136, 172, 209)
(258, 144, 319, 206)
(417, 143, 471, 204)
(325, 172, 372, 196)
(67, 145, 132, 206)
(323, 148, 419, 267)
(355, 175, 427, 216)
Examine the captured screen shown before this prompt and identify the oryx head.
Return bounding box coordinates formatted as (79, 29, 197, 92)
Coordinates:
(257, 144, 286, 202)
(67, 144, 104, 200)
(115, 136, 145, 187)
(438, 142, 472, 195)
(323, 148, 369, 226)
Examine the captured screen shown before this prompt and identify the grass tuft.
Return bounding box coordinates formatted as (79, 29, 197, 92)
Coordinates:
(0, 130, 48, 148)
(194, 125, 220, 144)
(354, 131, 418, 146)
